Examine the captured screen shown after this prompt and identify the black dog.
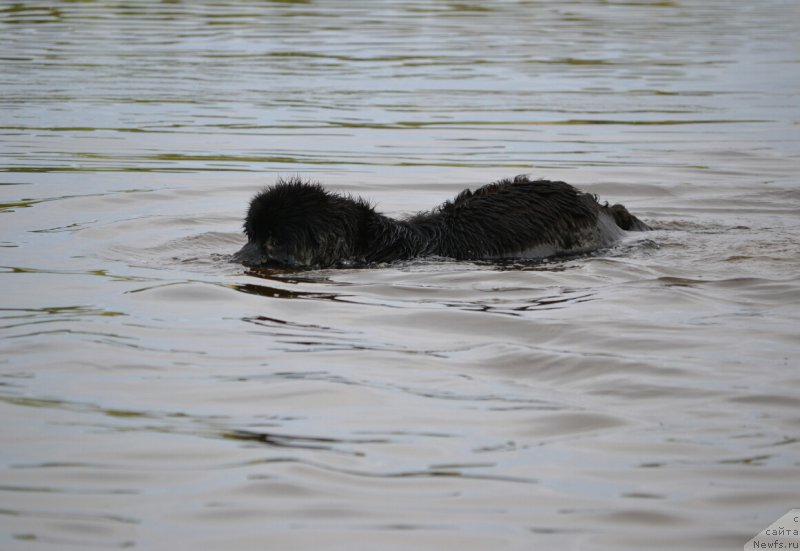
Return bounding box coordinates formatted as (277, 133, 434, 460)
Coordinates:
(233, 175, 651, 268)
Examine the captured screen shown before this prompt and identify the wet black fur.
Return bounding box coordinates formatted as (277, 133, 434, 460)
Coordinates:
(234, 175, 651, 268)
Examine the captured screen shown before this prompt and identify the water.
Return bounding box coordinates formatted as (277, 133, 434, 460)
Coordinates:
(1, 1, 799, 550)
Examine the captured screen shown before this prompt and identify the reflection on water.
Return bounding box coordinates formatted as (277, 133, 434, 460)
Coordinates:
(2, 1, 800, 550)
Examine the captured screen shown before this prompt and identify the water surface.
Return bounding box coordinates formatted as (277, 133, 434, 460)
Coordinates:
(1, 1, 799, 550)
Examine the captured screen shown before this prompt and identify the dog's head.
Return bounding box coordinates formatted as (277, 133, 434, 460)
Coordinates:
(234, 178, 367, 267)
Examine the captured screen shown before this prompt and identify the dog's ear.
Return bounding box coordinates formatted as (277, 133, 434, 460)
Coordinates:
(243, 188, 276, 242)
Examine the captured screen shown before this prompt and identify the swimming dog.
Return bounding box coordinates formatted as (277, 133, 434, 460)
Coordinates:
(233, 175, 650, 268)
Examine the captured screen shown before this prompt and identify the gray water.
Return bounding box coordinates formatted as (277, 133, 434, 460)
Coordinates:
(1, 1, 799, 550)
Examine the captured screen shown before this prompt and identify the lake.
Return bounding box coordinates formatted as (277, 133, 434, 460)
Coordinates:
(1, 1, 799, 550)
